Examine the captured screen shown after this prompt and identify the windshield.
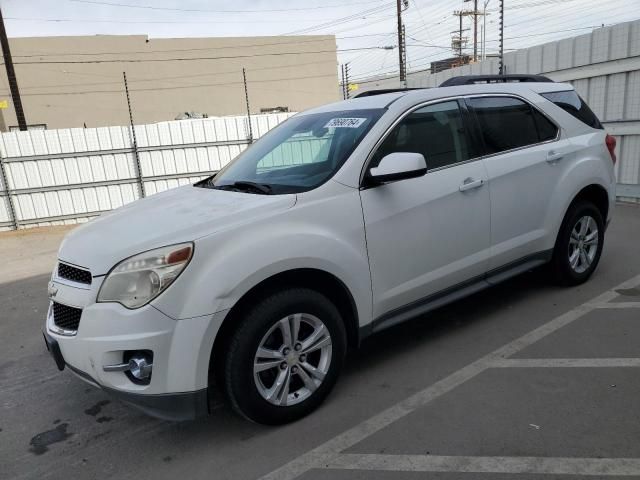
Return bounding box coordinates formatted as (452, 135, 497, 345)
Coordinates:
(198, 108, 384, 194)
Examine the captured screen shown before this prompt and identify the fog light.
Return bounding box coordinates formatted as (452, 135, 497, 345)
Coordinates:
(102, 350, 154, 385)
(129, 355, 153, 380)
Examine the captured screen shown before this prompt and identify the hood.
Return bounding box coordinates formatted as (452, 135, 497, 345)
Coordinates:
(58, 185, 296, 275)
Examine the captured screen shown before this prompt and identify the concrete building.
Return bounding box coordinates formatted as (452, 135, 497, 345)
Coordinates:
(0, 34, 339, 130)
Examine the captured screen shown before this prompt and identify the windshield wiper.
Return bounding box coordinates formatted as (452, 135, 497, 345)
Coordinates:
(216, 181, 273, 195)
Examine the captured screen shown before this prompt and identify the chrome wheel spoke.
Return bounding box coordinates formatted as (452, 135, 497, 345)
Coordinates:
(256, 347, 284, 360)
(569, 248, 580, 269)
(290, 313, 302, 345)
(279, 317, 293, 348)
(301, 361, 326, 381)
(584, 230, 598, 244)
(297, 365, 318, 393)
(254, 358, 284, 374)
(302, 334, 331, 354)
(579, 217, 589, 236)
(300, 324, 329, 351)
(265, 367, 290, 405)
(579, 247, 589, 267)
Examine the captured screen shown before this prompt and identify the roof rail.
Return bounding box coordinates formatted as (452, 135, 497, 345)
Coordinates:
(353, 88, 425, 98)
(439, 74, 554, 87)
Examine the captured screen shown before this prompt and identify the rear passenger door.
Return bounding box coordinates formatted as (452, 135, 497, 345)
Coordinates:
(467, 95, 571, 272)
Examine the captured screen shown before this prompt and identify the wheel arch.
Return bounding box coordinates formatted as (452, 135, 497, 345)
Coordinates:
(570, 183, 610, 221)
(209, 268, 360, 387)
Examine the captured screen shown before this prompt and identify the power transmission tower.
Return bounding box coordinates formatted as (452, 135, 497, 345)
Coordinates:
(0, 7, 27, 131)
(498, 0, 505, 74)
(397, 0, 408, 83)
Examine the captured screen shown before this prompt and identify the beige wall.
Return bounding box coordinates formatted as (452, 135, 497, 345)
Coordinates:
(0, 34, 339, 130)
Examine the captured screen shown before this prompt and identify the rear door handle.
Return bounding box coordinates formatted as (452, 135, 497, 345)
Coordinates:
(546, 150, 564, 163)
(459, 177, 485, 192)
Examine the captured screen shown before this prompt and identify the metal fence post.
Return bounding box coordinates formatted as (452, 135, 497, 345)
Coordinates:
(0, 154, 17, 230)
(242, 68, 254, 143)
(123, 71, 145, 198)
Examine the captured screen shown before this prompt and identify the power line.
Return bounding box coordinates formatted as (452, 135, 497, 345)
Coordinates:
(9, 46, 390, 65)
(7, 59, 339, 92)
(9, 37, 338, 59)
(68, 0, 390, 13)
(5, 16, 336, 25)
(283, 3, 395, 35)
(9, 72, 341, 97)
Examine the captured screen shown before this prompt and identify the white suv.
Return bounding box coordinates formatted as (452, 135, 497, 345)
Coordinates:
(43, 77, 617, 424)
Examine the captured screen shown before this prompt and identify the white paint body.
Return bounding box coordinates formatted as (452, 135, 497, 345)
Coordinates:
(46, 83, 616, 402)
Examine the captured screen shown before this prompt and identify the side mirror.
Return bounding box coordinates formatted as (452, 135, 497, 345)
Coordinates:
(366, 152, 427, 185)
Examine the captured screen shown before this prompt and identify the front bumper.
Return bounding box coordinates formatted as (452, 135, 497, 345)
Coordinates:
(43, 329, 208, 421)
(45, 276, 228, 420)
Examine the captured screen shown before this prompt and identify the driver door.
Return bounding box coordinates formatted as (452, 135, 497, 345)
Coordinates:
(360, 100, 492, 320)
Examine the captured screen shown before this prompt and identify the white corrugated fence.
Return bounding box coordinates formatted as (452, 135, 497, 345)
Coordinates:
(0, 112, 294, 231)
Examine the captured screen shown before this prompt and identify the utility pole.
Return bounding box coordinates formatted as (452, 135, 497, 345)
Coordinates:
(396, 0, 408, 83)
(452, 11, 470, 63)
(482, 0, 490, 60)
(341, 64, 346, 100)
(463, 0, 486, 62)
(0, 8, 27, 131)
(498, 0, 504, 74)
(473, 0, 478, 62)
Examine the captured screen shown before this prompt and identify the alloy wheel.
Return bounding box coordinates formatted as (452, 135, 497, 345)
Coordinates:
(568, 215, 599, 274)
(253, 313, 332, 406)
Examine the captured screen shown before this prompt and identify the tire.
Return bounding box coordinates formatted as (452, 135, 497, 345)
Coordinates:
(550, 200, 605, 286)
(223, 288, 347, 425)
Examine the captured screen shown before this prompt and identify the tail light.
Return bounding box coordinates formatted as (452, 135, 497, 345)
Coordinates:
(605, 134, 617, 164)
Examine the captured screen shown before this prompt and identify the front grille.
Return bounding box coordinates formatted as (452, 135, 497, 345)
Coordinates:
(58, 263, 92, 285)
(52, 302, 82, 331)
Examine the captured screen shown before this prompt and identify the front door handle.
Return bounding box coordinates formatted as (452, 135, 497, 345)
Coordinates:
(459, 177, 485, 192)
(546, 150, 564, 163)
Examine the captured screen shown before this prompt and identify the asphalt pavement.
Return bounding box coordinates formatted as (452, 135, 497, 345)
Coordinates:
(1, 204, 640, 480)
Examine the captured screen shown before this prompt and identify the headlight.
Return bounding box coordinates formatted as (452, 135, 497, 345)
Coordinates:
(97, 243, 193, 309)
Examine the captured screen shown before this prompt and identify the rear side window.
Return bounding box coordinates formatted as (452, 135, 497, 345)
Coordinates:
(371, 100, 476, 170)
(541, 90, 603, 129)
(468, 97, 558, 154)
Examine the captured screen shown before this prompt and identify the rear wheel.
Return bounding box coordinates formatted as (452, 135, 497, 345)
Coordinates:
(223, 288, 346, 424)
(550, 200, 604, 285)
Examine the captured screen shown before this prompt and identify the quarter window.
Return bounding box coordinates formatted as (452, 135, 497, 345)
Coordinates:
(468, 97, 558, 154)
(371, 101, 474, 171)
(541, 90, 603, 129)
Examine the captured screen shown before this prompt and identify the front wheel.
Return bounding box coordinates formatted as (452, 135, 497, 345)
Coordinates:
(223, 288, 346, 424)
(550, 200, 605, 285)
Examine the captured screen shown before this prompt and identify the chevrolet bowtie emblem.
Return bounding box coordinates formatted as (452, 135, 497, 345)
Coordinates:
(48, 282, 58, 298)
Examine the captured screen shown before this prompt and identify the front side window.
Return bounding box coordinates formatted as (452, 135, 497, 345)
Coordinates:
(371, 100, 475, 171)
(200, 108, 384, 194)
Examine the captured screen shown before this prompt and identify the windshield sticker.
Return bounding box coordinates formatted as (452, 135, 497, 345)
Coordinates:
(324, 117, 366, 128)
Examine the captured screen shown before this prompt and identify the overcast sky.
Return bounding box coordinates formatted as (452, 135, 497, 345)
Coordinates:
(1, 0, 638, 79)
